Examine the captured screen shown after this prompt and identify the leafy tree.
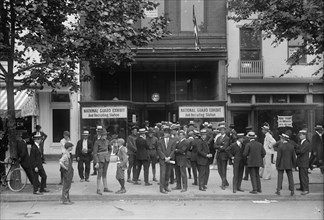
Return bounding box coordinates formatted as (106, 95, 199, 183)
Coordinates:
(0, 0, 169, 157)
(228, 0, 324, 77)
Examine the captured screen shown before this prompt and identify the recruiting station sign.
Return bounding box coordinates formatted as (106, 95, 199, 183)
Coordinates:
(82, 106, 127, 119)
(179, 106, 225, 118)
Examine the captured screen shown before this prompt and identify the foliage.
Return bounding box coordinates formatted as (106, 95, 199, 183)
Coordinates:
(228, 0, 324, 77)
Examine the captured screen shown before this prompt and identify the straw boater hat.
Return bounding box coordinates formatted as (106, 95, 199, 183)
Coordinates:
(237, 133, 245, 138)
(96, 125, 103, 131)
(200, 129, 207, 134)
(218, 124, 226, 130)
(298, 130, 307, 135)
(261, 124, 270, 130)
(82, 130, 89, 136)
(138, 128, 146, 134)
(314, 125, 323, 131)
(163, 126, 171, 133)
(188, 121, 195, 126)
(203, 122, 209, 127)
(178, 130, 186, 135)
(279, 133, 290, 141)
(193, 129, 200, 136)
(246, 131, 257, 139)
(207, 123, 213, 128)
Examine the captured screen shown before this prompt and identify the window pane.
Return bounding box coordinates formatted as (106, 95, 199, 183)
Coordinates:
(240, 28, 261, 49)
(181, 0, 204, 32)
(256, 95, 270, 103)
(51, 93, 70, 102)
(273, 94, 287, 103)
(240, 50, 261, 60)
(313, 94, 324, 103)
(141, 0, 165, 28)
(53, 109, 70, 142)
(290, 94, 305, 103)
(231, 95, 251, 103)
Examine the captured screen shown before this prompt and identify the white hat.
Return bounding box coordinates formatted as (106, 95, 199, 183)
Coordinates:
(96, 125, 103, 131)
(82, 130, 89, 135)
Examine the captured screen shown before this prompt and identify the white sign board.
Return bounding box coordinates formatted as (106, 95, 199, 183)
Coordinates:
(82, 106, 127, 119)
(277, 116, 293, 127)
(179, 106, 224, 118)
(144, 8, 158, 17)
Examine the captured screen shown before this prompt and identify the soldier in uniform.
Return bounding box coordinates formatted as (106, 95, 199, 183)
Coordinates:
(146, 128, 159, 182)
(126, 126, 138, 183)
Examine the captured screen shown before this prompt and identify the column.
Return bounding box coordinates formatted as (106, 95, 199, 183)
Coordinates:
(216, 60, 226, 101)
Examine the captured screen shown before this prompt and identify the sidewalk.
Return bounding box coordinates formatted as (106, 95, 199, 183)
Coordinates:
(1, 159, 323, 202)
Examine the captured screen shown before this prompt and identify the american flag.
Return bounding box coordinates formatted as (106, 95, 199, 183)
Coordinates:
(193, 5, 200, 50)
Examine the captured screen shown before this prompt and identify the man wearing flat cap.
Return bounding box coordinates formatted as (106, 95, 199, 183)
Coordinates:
(76, 130, 93, 182)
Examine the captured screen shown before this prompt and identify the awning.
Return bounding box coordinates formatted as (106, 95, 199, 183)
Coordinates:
(0, 88, 30, 118)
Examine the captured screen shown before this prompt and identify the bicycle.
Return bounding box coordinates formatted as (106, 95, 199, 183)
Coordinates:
(0, 158, 27, 192)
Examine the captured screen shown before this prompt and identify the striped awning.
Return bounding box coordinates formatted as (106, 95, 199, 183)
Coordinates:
(0, 89, 30, 118)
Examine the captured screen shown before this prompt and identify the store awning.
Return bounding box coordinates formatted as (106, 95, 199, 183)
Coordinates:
(0, 89, 30, 118)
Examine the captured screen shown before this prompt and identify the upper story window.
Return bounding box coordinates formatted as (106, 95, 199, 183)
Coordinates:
(51, 93, 70, 102)
(181, 0, 205, 32)
(240, 28, 262, 60)
(287, 36, 307, 64)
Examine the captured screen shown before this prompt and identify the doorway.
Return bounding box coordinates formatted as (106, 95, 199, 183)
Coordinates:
(233, 112, 249, 133)
(147, 110, 165, 126)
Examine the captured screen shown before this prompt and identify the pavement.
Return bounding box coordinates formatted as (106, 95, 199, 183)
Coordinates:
(1, 157, 323, 202)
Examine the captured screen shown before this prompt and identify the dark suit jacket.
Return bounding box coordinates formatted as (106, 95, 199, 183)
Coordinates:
(190, 138, 199, 162)
(243, 140, 266, 167)
(296, 139, 310, 168)
(226, 141, 244, 165)
(310, 133, 323, 154)
(135, 136, 149, 160)
(175, 139, 189, 167)
(76, 139, 93, 159)
(17, 140, 31, 168)
(274, 141, 296, 170)
(157, 137, 175, 162)
(29, 144, 44, 170)
(214, 134, 230, 160)
(0, 138, 8, 161)
(197, 138, 210, 166)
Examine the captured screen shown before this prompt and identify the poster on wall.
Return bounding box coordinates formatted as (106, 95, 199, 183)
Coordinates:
(277, 116, 293, 127)
(82, 106, 127, 119)
(179, 106, 224, 118)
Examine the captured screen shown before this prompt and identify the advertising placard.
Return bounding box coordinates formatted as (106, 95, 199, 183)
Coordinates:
(179, 106, 224, 118)
(82, 106, 127, 119)
(277, 116, 293, 127)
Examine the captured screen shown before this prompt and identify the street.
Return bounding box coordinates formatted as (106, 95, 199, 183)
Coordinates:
(1, 200, 323, 219)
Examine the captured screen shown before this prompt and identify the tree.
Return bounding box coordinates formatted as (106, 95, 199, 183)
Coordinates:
(228, 0, 324, 77)
(0, 0, 169, 158)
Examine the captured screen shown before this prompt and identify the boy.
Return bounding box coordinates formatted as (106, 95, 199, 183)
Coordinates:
(59, 142, 74, 204)
(116, 138, 128, 193)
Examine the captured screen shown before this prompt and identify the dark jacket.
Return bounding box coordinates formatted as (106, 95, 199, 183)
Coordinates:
(197, 138, 210, 166)
(243, 139, 266, 167)
(0, 137, 8, 161)
(190, 137, 199, 162)
(296, 139, 310, 168)
(135, 136, 149, 160)
(274, 141, 296, 170)
(17, 140, 31, 168)
(175, 139, 189, 167)
(157, 137, 175, 162)
(29, 144, 44, 170)
(76, 139, 93, 159)
(226, 141, 245, 165)
(214, 134, 230, 160)
(127, 134, 137, 155)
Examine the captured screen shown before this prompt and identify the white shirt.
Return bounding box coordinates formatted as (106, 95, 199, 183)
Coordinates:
(164, 138, 169, 146)
(264, 132, 276, 154)
(60, 138, 71, 154)
(301, 138, 306, 145)
(82, 139, 88, 151)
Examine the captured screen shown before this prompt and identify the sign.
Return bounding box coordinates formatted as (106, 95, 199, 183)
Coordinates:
(21, 94, 39, 117)
(144, 8, 158, 17)
(82, 106, 127, 119)
(152, 93, 160, 102)
(277, 116, 293, 127)
(179, 106, 224, 118)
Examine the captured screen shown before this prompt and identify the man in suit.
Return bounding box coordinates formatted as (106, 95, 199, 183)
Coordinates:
(189, 130, 200, 185)
(134, 128, 151, 186)
(296, 130, 311, 195)
(127, 126, 138, 183)
(197, 129, 212, 191)
(243, 131, 266, 194)
(31, 125, 47, 164)
(214, 124, 230, 190)
(157, 127, 175, 194)
(17, 132, 34, 185)
(173, 130, 189, 192)
(91, 125, 103, 175)
(226, 133, 245, 193)
(30, 134, 49, 194)
(243, 126, 253, 180)
(76, 130, 93, 182)
(309, 125, 323, 173)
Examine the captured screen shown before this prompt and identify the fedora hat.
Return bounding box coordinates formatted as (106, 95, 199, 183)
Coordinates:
(247, 131, 257, 139)
(218, 124, 226, 130)
(193, 129, 200, 136)
(314, 125, 323, 131)
(130, 125, 138, 131)
(279, 133, 290, 141)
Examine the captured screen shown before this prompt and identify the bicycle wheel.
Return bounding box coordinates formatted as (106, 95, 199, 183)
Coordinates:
(7, 168, 27, 192)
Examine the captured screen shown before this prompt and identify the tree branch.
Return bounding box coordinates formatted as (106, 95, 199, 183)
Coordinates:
(0, 63, 8, 75)
(14, 62, 48, 76)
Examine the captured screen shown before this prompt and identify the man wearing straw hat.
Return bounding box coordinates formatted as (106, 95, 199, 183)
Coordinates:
(309, 125, 324, 173)
(76, 130, 93, 182)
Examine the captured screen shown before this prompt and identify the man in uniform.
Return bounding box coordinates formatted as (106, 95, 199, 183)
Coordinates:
(91, 125, 103, 175)
(146, 128, 159, 182)
(127, 126, 138, 183)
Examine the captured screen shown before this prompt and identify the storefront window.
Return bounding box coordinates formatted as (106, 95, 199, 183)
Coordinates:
(256, 95, 270, 103)
(53, 109, 70, 142)
(290, 94, 305, 103)
(181, 0, 205, 32)
(273, 94, 287, 103)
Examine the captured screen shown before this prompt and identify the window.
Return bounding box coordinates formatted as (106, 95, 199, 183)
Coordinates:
(273, 94, 287, 103)
(290, 94, 305, 103)
(287, 36, 307, 64)
(231, 95, 251, 103)
(141, 0, 165, 28)
(240, 28, 262, 60)
(181, 0, 205, 32)
(53, 109, 70, 142)
(51, 93, 70, 102)
(313, 94, 324, 103)
(256, 95, 270, 103)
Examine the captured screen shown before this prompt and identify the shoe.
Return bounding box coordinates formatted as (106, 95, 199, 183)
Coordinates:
(172, 187, 181, 190)
(96, 190, 102, 195)
(220, 186, 226, 190)
(249, 190, 258, 194)
(127, 179, 134, 183)
(85, 179, 90, 182)
(181, 189, 187, 193)
(33, 191, 43, 195)
(40, 189, 50, 193)
(80, 179, 85, 182)
(153, 178, 158, 182)
(133, 181, 141, 185)
(237, 189, 244, 192)
(62, 201, 73, 205)
(68, 201, 74, 205)
(160, 189, 167, 194)
(133, 178, 141, 182)
(290, 191, 294, 196)
(296, 188, 302, 191)
(301, 191, 309, 195)
(203, 186, 207, 189)
(199, 187, 206, 191)
(243, 177, 248, 181)
(165, 188, 171, 192)
(225, 182, 229, 187)
(192, 182, 198, 186)
(116, 189, 126, 194)
(58, 182, 62, 185)
(145, 182, 152, 186)
(91, 173, 97, 176)
(233, 190, 237, 193)
(275, 191, 280, 195)
(104, 188, 113, 193)
(257, 189, 262, 193)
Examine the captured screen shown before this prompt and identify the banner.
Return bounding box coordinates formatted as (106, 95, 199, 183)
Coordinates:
(82, 106, 127, 119)
(277, 116, 293, 127)
(179, 106, 224, 118)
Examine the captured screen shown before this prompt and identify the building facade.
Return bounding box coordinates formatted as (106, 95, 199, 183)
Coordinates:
(80, 0, 228, 138)
(226, 12, 324, 140)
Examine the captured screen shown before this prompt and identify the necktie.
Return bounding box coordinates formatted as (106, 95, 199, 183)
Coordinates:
(165, 138, 169, 146)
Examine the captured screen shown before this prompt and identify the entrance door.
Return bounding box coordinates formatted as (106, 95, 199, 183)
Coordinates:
(147, 110, 165, 126)
(233, 112, 249, 133)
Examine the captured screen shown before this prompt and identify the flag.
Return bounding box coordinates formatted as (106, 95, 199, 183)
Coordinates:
(193, 5, 200, 50)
